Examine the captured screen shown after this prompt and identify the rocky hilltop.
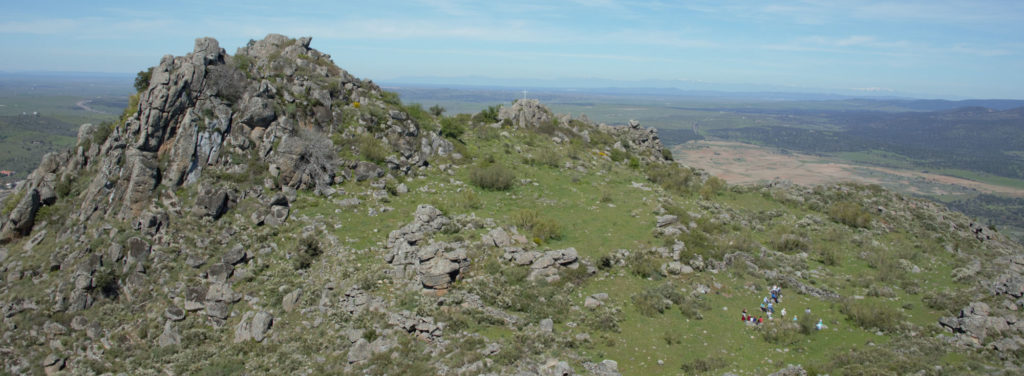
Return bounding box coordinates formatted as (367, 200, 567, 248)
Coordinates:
(0, 35, 1022, 375)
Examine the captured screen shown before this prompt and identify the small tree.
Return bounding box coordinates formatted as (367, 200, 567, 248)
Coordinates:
(134, 67, 153, 92)
(429, 104, 445, 117)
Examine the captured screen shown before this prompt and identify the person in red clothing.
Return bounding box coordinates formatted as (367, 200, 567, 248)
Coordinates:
(741, 309, 749, 321)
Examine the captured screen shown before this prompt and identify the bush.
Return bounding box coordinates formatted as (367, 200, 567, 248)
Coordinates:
(627, 252, 663, 280)
(439, 116, 466, 140)
(772, 233, 809, 253)
(699, 176, 726, 199)
(380, 90, 402, 106)
(92, 266, 120, 299)
(292, 236, 323, 270)
(631, 289, 671, 317)
(760, 322, 801, 345)
(631, 283, 690, 317)
(829, 201, 872, 228)
(680, 356, 727, 374)
(660, 148, 674, 161)
(510, 209, 562, 243)
(429, 104, 445, 117)
(609, 149, 629, 162)
(357, 134, 390, 164)
(469, 163, 515, 191)
(532, 148, 562, 168)
(473, 105, 500, 124)
(402, 103, 433, 129)
(646, 163, 697, 195)
(840, 298, 903, 332)
(134, 67, 153, 92)
(819, 247, 841, 266)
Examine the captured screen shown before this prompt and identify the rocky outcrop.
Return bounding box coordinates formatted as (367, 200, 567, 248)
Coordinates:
(940, 301, 1024, 348)
(385, 205, 470, 289)
(598, 119, 669, 162)
(3, 33, 455, 241)
(498, 99, 553, 128)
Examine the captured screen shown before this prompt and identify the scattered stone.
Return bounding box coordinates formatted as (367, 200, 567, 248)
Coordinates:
(283, 288, 302, 312)
(164, 306, 186, 322)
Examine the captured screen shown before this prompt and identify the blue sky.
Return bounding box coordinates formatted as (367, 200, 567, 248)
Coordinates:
(1, 0, 1022, 98)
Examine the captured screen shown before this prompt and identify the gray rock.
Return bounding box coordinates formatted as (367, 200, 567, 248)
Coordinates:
(354, 161, 384, 182)
(655, 215, 678, 228)
(538, 359, 574, 376)
(282, 288, 302, 312)
(196, 189, 229, 219)
(0, 188, 40, 242)
(234, 311, 273, 342)
(483, 227, 513, 248)
(264, 204, 290, 226)
(497, 99, 553, 128)
(769, 365, 808, 376)
(207, 263, 234, 283)
(584, 296, 603, 309)
(540, 318, 554, 333)
(221, 244, 246, 265)
(164, 306, 186, 322)
(583, 360, 621, 376)
(664, 261, 693, 275)
(348, 338, 372, 363)
(205, 301, 230, 319)
(158, 321, 181, 347)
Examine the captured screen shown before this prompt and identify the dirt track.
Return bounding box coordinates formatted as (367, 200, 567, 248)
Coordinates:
(672, 141, 1024, 198)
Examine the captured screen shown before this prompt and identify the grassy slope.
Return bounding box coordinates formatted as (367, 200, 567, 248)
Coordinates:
(0, 99, 998, 374)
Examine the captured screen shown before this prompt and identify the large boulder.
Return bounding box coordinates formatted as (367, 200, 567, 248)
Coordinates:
(0, 189, 41, 243)
(497, 99, 554, 128)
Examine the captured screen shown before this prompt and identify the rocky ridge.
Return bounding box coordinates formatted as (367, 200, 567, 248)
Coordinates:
(0, 34, 1022, 375)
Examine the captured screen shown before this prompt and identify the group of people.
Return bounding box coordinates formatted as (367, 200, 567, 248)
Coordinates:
(740, 285, 825, 330)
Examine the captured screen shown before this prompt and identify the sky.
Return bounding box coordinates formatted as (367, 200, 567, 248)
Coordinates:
(1, 0, 1022, 99)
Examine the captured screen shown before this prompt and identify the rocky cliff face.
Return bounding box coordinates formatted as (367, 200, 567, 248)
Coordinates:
(0, 34, 455, 245)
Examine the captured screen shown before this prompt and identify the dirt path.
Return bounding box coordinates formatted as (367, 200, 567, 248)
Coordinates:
(75, 100, 105, 114)
(673, 140, 1024, 198)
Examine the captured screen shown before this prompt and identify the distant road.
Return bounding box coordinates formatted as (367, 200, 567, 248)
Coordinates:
(75, 100, 106, 114)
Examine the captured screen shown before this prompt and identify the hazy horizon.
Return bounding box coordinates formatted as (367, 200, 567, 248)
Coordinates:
(2, 1, 1022, 99)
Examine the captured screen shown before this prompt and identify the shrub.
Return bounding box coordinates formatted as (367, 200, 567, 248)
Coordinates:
(699, 176, 726, 199)
(797, 314, 816, 335)
(609, 149, 629, 162)
(772, 234, 809, 253)
(627, 252, 662, 279)
(380, 90, 402, 106)
(819, 247, 841, 266)
(631, 290, 670, 317)
(680, 356, 727, 374)
(402, 103, 433, 129)
(469, 163, 515, 191)
(760, 322, 801, 345)
(628, 156, 640, 169)
(840, 298, 903, 332)
(646, 163, 696, 195)
(660, 148, 674, 161)
(829, 201, 872, 228)
(473, 105, 500, 124)
(534, 148, 562, 168)
(134, 67, 153, 92)
(357, 134, 390, 164)
(455, 190, 482, 210)
(583, 307, 622, 332)
(92, 266, 120, 299)
(511, 209, 562, 243)
(439, 116, 466, 140)
(429, 104, 445, 117)
(292, 235, 323, 270)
